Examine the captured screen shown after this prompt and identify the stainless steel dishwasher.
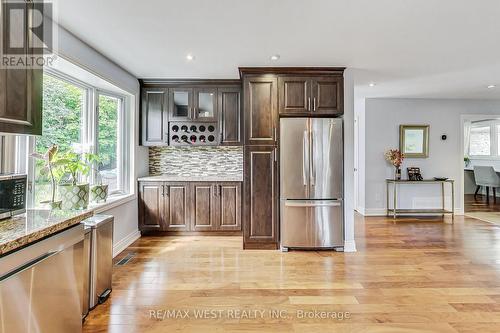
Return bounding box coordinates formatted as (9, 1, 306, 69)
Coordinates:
(0, 223, 84, 333)
(84, 215, 114, 309)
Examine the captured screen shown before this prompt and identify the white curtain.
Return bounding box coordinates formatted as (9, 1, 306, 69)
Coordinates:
(464, 121, 472, 157)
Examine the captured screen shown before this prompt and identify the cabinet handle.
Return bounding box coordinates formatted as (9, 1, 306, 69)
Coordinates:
(219, 185, 222, 196)
(161, 185, 165, 197)
(308, 97, 311, 111)
(313, 98, 317, 111)
(213, 184, 217, 196)
(274, 148, 278, 162)
(274, 127, 277, 143)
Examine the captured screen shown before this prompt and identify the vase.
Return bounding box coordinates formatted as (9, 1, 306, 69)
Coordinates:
(395, 167, 402, 180)
(91, 184, 109, 203)
(58, 183, 90, 210)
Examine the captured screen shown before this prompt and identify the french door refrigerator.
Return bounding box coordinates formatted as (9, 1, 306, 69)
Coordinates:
(280, 117, 344, 250)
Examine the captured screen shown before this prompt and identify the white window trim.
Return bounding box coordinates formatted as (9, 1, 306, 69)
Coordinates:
(468, 120, 500, 158)
(26, 68, 132, 208)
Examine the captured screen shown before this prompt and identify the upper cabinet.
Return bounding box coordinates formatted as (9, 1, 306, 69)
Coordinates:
(141, 88, 169, 146)
(218, 87, 241, 146)
(140, 80, 242, 146)
(0, 0, 43, 135)
(194, 88, 217, 122)
(169, 88, 193, 121)
(278, 74, 344, 116)
(243, 76, 278, 146)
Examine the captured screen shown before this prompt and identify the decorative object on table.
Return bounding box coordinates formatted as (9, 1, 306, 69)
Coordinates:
(433, 177, 448, 181)
(90, 160, 109, 203)
(400, 125, 429, 158)
(407, 167, 423, 181)
(30, 144, 63, 210)
(384, 149, 405, 180)
(56, 146, 98, 210)
(464, 156, 471, 168)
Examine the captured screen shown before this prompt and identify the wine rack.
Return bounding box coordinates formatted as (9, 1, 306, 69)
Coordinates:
(169, 121, 219, 146)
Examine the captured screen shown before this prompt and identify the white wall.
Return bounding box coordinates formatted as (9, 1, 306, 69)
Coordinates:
(343, 70, 356, 252)
(56, 23, 148, 254)
(362, 98, 500, 216)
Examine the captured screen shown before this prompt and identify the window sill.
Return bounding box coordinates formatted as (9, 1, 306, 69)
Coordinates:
(89, 193, 136, 214)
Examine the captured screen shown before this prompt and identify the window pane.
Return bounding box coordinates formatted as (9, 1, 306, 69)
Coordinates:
(98, 94, 121, 192)
(34, 74, 84, 205)
(469, 126, 491, 156)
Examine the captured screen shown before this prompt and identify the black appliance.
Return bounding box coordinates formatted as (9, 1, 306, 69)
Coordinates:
(0, 174, 27, 220)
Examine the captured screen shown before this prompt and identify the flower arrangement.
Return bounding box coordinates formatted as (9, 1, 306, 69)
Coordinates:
(384, 149, 405, 168)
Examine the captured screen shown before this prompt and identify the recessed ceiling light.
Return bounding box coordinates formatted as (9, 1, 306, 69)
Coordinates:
(487, 84, 496, 89)
(369, 82, 376, 87)
(186, 54, 195, 61)
(270, 54, 280, 61)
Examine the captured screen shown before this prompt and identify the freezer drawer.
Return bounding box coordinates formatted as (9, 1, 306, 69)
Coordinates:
(281, 200, 343, 248)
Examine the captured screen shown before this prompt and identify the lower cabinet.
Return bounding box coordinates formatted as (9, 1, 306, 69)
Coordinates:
(243, 146, 279, 249)
(139, 181, 241, 233)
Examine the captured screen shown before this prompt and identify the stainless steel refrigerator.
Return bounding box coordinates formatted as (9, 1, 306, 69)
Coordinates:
(280, 117, 344, 250)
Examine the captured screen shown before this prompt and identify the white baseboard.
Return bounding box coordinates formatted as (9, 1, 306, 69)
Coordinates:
(363, 208, 387, 216)
(113, 229, 141, 258)
(344, 240, 357, 252)
(355, 206, 366, 215)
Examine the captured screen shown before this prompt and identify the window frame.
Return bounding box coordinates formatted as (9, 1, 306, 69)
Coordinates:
(26, 68, 131, 208)
(468, 120, 500, 160)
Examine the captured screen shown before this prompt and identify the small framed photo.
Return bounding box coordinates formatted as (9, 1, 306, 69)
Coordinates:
(400, 125, 429, 158)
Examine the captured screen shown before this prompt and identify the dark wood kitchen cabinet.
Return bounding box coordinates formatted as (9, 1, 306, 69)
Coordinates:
(191, 182, 218, 231)
(138, 182, 164, 231)
(242, 146, 278, 249)
(139, 180, 242, 233)
(0, 0, 43, 135)
(243, 76, 278, 146)
(218, 87, 241, 145)
(141, 88, 168, 146)
(163, 183, 190, 231)
(278, 75, 343, 116)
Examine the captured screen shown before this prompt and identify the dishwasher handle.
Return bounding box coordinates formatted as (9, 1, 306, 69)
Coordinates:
(0, 250, 59, 282)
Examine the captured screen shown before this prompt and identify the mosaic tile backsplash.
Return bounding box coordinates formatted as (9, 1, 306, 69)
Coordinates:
(149, 146, 243, 178)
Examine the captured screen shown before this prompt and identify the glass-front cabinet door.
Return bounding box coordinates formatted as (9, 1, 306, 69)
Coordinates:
(194, 88, 217, 121)
(169, 88, 193, 120)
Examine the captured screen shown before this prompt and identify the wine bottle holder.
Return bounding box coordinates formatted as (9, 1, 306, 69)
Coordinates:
(169, 121, 219, 146)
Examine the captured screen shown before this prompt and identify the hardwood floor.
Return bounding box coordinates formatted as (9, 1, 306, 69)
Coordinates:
(465, 194, 500, 212)
(83, 214, 500, 332)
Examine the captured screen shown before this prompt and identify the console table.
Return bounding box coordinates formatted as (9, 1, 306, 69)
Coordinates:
(386, 179, 454, 222)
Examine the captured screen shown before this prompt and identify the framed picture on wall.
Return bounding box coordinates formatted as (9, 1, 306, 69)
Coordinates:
(399, 125, 429, 158)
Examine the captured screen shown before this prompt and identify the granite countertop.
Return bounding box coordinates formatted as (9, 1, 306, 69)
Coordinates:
(0, 209, 93, 256)
(138, 174, 243, 182)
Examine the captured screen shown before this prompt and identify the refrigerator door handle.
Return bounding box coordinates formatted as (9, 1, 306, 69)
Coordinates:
(303, 130, 309, 186)
(310, 129, 315, 186)
(285, 201, 342, 207)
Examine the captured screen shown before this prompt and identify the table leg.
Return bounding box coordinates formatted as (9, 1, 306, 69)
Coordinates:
(386, 182, 389, 216)
(451, 181, 455, 223)
(393, 183, 397, 220)
(441, 182, 445, 218)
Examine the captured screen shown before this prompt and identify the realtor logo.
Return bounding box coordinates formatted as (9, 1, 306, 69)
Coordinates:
(1, 0, 56, 68)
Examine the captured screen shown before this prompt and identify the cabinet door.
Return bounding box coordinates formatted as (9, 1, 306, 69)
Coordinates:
(278, 76, 312, 115)
(0, 0, 42, 135)
(164, 183, 190, 231)
(311, 77, 343, 115)
(193, 88, 217, 122)
(191, 183, 217, 231)
(139, 182, 164, 231)
(141, 88, 168, 146)
(218, 182, 242, 231)
(243, 76, 278, 145)
(218, 87, 241, 145)
(243, 146, 278, 248)
(169, 88, 193, 121)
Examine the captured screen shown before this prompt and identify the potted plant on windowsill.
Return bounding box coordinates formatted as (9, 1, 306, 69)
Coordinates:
(56, 150, 97, 210)
(90, 160, 109, 203)
(31, 144, 63, 210)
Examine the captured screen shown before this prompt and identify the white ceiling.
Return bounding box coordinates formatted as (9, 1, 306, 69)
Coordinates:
(52, 0, 500, 99)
